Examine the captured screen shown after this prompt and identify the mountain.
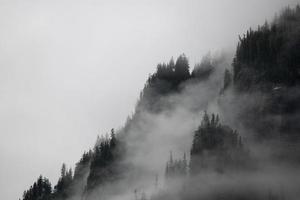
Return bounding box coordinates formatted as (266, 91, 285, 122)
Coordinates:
(21, 5, 300, 200)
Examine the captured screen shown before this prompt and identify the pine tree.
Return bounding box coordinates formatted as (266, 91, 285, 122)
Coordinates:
(190, 112, 245, 174)
(174, 54, 190, 82)
(21, 176, 52, 200)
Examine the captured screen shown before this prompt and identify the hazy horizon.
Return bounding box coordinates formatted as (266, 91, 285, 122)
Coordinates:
(0, 0, 299, 199)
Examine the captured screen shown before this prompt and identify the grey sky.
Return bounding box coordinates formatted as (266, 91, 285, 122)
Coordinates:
(0, 0, 299, 199)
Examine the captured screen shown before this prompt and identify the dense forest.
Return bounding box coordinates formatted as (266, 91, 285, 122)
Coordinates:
(21, 5, 300, 200)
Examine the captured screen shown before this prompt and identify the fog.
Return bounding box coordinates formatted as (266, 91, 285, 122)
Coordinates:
(0, 0, 299, 199)
(77, 51, 300, 200)
(78, 53, 227, 200)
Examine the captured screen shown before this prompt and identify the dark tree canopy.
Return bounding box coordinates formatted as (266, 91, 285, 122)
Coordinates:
(22, 176, 52, 200)
(174, 54, 190, 82)
(229, 6, 300, 142)
(136, 54, 192, 113)
(73, 150, 92, 181)
(86, 129, 121, 190)
(190, 112, 244, 174)
(191, 54, 215, 80)
(52, 164, 73, 199)
(233, 6, 300, 91)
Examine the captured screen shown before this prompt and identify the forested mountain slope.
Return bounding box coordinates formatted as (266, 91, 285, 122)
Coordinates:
(21, 5, 300, 200)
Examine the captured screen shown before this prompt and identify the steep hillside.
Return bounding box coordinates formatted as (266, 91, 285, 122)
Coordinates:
(228, 5, 300, 144)
(20, 5, 300, 200)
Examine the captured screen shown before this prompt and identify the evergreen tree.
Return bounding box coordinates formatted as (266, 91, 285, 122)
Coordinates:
(22, 176, 52, 200)
(165, 152, 188, 179)
(53, 164, 73, 198)
(174, 54, 190, 82)
(191, 53, 214, 80)
(86, 129, 121, 190)
(190, 112, 245, 174)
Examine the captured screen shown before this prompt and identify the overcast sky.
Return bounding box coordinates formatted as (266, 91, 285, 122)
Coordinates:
(0, 0, 299, 199)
